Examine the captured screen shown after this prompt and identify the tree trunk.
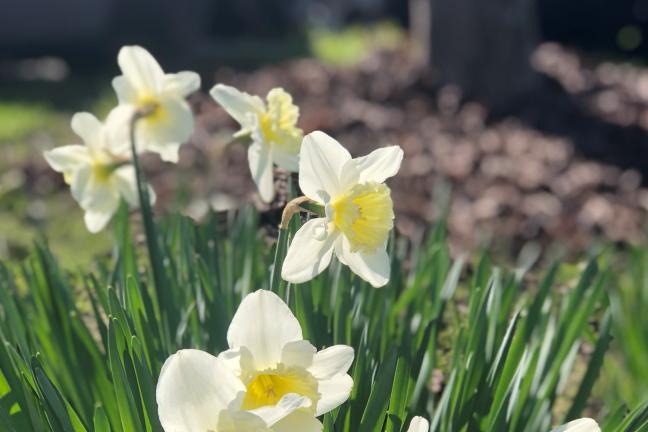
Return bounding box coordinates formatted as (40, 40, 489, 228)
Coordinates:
(429, 0, 540, 110)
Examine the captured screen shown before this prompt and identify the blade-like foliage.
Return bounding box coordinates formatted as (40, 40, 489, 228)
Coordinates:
(0, 207, 646, 431)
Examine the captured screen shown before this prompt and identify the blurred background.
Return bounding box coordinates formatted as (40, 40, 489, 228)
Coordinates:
(2, 0, 648, 266)
(3, 0, 648, 414)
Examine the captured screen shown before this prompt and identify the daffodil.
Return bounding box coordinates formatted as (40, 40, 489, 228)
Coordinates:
(407, 416, 430, 432)
(112, 45, 200, 163)
(550, 418, 600, 432)
(156, 349, 312, 431)
(218, 290, 354, 430)
(210, 84, 303, 202)
(43, 111, 152, 233)
(281, 131, 403, 288)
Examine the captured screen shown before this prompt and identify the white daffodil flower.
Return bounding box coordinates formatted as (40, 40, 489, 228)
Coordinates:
(112, 45, 200, 163)
(210, 84, 303, 202)
(156, 349, 312, 432)
(407, 416, 430, 432)
(550, 418, 600, 432)
(43, 111, 152, 233)
(281, 131, 403, 288)
(218, 290, 354, 431)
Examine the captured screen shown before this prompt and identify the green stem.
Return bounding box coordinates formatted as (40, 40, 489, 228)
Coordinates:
(128, 111, 173, 349)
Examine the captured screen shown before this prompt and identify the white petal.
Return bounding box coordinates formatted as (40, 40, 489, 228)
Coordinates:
(217, 410, 271, 432)
(407, 416, 430, 432)
(210, 84, 265, 130)
(227, 290, 303, 369)
(84, 210, 113, 233)
(113, 166, 140, 207)
(353, 146, 404, 184)
(281, 340, 316, 369)
(112, 76, 138, 105)
(154, 142, 183, 163)
(71, 112, 104, 150)
(336, 237, 390, 288)
(156, 349, 245, 432)
(164, 71, 201, 96)
(218, 348, 243, 376)
(70, 167, 119, 212)
(43, 145, 90, 173)
(308, 345, 354, 380)
(249, 393, 312, 426)
(272, 144, 300, 172)
(299, 131, 352, 202)
(136, 97, 193, 161)
(272, 411, 323, 432)
(551, 418, 600, 432)
(104, 105, 136, 157)
(281, 218, 336, 284)
(248, 141, 275, 202)
(314, 374, 353, 416)
(117, 45, 164, 94)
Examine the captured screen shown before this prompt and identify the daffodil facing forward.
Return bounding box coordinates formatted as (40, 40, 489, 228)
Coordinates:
(43, 112, 151, 233)
(112, 45, 200, 163)
(210, 84, 303, 202)
(550, 418, 600, 432)
(281, 131, 403, 287)
(156, 349, 312, 431)
(218, 290, 354, 430)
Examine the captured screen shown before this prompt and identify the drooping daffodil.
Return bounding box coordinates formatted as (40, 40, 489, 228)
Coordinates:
(43, 111, 152, 233)
(210, 84, 303, 202)
(281, 131, 403, 288)
(112, 45, 200, 163)
(156, 349, 313, 431)
(407, 416, 430, 432)
(217, 289, 354, 430)
(550, 418, 600, 432)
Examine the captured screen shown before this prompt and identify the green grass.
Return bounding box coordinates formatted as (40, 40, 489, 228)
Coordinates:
(0, 200, 647, 431)
(308, 22, 405, 67)
(0, 103, 57, 142)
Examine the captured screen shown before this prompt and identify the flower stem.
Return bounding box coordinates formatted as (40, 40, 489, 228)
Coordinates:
(279, 196, 323, 229)
(128, 110, 173, 348)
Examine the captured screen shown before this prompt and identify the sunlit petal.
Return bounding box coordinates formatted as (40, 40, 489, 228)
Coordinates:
(227, 290, 302, 369)
(117, 45, 165, 94)
(407, 416, 430, 432)
(282, 218, 337, 284)
(353, 146, 404, 184)
(156, 349, 245, 432)
(314, 374, 353, 416)
(335, 236, 390, 288)
(551, 418, 600, 432)
(308, 345, 354, 380)
(164, 71, 201, 97)
(299, 131, 352, 202)
(248, 142, 275, 202)
(210, 84, 265, 131)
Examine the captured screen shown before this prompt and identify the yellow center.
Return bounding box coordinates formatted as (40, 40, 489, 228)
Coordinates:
(91, 162, 113, 184)
(241, 367, 319, 411)
(258, 88, 302, 153)
(332, 182, 394, 254)
(137, 95, 165, 125)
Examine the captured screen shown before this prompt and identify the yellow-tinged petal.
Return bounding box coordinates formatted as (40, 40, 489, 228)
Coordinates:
(241, 366, 319, 411)
(331, 181, 394, 254)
